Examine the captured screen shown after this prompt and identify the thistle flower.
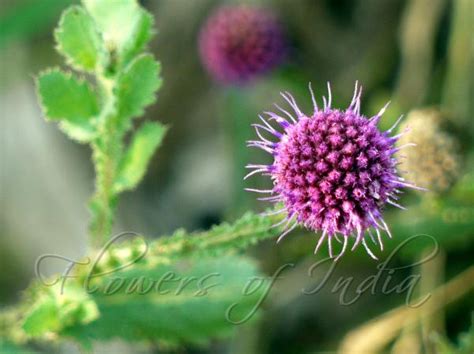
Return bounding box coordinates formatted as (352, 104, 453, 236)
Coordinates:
(198, 5, 287, 84)
(246, 83, 421, 260)
(396, 109, 461, 193)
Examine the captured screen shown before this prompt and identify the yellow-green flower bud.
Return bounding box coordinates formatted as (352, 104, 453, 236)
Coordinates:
(397, 108, 461, 193)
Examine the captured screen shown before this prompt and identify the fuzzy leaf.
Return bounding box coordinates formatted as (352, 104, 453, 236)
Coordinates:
(59, 121, 97, 143)
(19, 211, 284, 344)
(36, 69, 99, 141)
(116, 54, 162, 130)
(114, 121, 167, 193)
(62, 255, 265, 344)
(82, 0, 152, 66)
(119, 8, 155, 66)
(54, 5, 103, 72)
(22, 296, 60, 336)
(22, 284, 99, 337)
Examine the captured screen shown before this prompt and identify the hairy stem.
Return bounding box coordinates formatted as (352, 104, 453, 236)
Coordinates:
(89, 75, 121, 247)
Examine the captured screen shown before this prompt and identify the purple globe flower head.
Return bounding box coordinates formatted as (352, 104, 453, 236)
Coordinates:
(199, 5, 287, 85)
(246, 82, 424, 260)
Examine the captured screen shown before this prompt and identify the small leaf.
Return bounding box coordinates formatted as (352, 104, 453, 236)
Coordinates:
(22, 283, 99, 338)
(82, 0, 145, 59)
(36, 69, 99, 121)
(36, 69, 99, 142)
(116, 54, 162, 130)
(54, 5, 103, 72)
(22, 296, 60, 336)
(119, 8, 155, 66)
(114, 121, 167, 193)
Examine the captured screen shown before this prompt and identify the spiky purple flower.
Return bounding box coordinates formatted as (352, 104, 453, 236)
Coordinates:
(198, 5, 287, 84)
(246, 83, 422, 260)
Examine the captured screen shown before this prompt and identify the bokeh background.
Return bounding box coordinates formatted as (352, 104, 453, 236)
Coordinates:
(1, 0, 473, 353)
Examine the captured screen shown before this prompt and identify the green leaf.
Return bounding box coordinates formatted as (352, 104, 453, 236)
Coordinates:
(36, 69, 99, 142)
(116, 54, 162, 130)
(14, 210, 285, 344)
(65, 255, 265, 344)
(22, 283, 99, 338)
(114, 121, 167, 193)
(119, 8, 155, 66)
(58, 121, 97, 143)
(22, 296, 60, 336)
(36, 69, 99, 122)
(82, 0, 151, 64)
(16, 208, 285, 342)
(54, 5, 103, 72)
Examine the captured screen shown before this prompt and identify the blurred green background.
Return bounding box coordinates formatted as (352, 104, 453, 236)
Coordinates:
(0, 0, 473, 353)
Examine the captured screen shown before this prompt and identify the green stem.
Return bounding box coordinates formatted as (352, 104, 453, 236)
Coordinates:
(89, 75, 121, 247)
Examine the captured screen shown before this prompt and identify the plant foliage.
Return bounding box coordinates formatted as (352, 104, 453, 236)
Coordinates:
(36, 0, 164, 246)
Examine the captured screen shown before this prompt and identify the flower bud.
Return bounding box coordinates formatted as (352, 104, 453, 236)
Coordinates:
(397, 108, 461, 193)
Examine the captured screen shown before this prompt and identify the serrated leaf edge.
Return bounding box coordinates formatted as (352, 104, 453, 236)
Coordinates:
(53, 5, 104, 73)
(35, 67, 99, 123)
(115, 53, 162, 121)
(113, 122, 168, 193)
